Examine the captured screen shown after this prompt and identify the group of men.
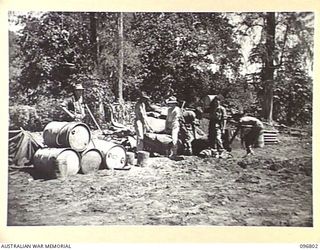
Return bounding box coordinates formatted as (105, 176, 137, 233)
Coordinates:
(134, 92, 264, 159)
(134, 93, 202, 159)
(206, 95, 264, 157)
(62, 84, 264, 159)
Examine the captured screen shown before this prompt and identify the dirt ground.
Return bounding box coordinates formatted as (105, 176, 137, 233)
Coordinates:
(7, 133, 312, 226)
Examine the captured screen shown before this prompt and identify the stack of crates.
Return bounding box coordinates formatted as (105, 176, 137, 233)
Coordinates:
(263, 129, 279, 145)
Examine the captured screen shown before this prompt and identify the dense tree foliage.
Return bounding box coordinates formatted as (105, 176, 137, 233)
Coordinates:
(130, 13, 242, 104)
(9, 11, 313, 126)
(239, 12, 313, 124)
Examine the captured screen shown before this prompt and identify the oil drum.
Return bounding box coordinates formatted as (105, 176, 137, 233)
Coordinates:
(43, 121, 91, 152)
(33, 148, 80, 179)
(87, 139, 127, 170)
(80, 148, 103, 174)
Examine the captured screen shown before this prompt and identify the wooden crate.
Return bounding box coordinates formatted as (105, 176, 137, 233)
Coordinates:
(264, 130, 279, 145)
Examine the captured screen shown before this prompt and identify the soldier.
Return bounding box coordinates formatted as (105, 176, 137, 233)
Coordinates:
(180, 107, 203, 155)
(61, 83, 86, 122)
(236, 114, 264, 156)
(134, 92, 153, 151)
(208, 95, 227, 157)
(165, 96, 182, 159)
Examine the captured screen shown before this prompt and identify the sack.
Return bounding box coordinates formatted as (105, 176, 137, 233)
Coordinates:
(143, 133, 172, 155)
(146, 117, 166, 133)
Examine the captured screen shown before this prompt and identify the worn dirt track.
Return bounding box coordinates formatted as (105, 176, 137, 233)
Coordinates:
(7, 134, 312, 226)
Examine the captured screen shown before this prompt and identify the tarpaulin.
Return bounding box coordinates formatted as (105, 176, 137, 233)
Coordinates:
(8, 129, 43, 166)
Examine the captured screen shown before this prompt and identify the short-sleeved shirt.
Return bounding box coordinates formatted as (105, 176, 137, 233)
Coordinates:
(165, 106, 182, 130)
(62, 96, 86, 121)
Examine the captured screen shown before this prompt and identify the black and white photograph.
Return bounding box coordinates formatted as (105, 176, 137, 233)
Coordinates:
(7, 9, 314, 230)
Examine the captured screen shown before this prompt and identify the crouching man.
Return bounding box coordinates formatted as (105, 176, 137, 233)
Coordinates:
(235, 114, 264, 157)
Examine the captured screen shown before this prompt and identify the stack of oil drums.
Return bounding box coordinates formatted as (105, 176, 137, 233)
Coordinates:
(33, 121, 127, 179)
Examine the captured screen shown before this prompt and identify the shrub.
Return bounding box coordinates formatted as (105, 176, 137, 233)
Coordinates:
(9, 105, 42, 131)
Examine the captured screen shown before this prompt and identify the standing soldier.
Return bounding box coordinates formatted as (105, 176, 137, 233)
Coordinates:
(180, 107, 203, 155)
(208, 95, 227, 157)
(165, 96, 182, 159)
(61, 83, 86, 122)
(134, 92, 153, 152)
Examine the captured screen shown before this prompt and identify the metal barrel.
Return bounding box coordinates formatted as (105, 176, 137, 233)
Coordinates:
(80, 148, 103, 174)
(87, 139, 127, 170)
(43, 121, 91, 152)
(241, 127, 265, 148)
(255, 130, 265, 148)
(43, 121, 69, 147)
(33, 148, 80, 179)
(126, 152, 136, 165)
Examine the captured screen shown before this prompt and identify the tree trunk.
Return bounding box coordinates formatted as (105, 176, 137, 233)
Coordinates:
(118, 12, 124, 103)
(286, 88, 294, 126)
(261, 12, 276, 124)
(90, 13, 105, 125)
(90, 13, 98, 68)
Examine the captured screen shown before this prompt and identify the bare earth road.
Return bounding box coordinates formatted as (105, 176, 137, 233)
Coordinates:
(7, 134, 312, 226)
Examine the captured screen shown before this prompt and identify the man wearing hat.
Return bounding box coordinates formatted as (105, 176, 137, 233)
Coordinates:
(134, 92, 153, 151)
(208, 94, 227, 157)
(165, 96, 182, 158)
(61, 83, 86, 122)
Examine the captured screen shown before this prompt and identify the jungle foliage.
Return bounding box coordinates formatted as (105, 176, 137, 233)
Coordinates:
(9, 11, 313, 126)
